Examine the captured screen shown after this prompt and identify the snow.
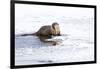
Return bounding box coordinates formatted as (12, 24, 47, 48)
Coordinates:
(15, 4, 94, 65)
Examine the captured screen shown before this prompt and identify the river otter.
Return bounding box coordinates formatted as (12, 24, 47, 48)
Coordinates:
(21, 22, 61, 36)
(21, 22, 61, 45)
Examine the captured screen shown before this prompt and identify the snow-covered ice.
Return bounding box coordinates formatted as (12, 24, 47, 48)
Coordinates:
(15, 4, 94, 65)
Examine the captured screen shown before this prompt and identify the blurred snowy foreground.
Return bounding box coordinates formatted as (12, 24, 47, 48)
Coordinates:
(15, 4, 94, 65)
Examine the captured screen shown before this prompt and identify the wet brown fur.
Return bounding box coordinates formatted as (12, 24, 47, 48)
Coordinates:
(35, 22, 60, 36)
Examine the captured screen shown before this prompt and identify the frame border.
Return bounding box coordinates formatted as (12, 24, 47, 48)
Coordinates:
(10, 0, 97, 69)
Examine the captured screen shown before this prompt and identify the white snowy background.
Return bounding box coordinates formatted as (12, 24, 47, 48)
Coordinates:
(15, 4, 94, 65)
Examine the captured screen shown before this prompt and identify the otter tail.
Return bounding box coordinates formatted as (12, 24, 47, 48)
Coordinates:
(20, 33, 36, 36)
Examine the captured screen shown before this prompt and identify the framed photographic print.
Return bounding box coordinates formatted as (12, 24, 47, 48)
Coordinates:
(10, 0, 97, 69)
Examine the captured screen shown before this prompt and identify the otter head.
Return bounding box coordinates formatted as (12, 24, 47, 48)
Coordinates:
(52, 22, 60, 35)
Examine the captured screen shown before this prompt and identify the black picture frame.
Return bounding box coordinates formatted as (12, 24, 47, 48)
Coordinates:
(10, 0, 97, 69)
